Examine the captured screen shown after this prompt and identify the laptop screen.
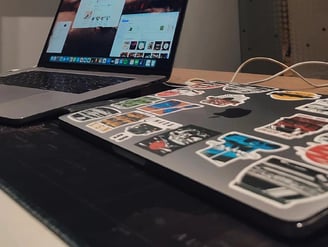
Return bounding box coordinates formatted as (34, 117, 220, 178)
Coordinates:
(38, 0, 188, 76)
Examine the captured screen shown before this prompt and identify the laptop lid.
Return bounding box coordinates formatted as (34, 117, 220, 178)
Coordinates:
(38, 0, 188, 78)
(59, 82, 328, 238)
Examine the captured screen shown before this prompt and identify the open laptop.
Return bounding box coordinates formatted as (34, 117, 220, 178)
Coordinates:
(59, 81, 328, 238)
(0, 0, 188, 124)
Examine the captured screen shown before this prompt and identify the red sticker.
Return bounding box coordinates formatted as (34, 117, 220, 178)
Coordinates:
(305, 144, 328, 166)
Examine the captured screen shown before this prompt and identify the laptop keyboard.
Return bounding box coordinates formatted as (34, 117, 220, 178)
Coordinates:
(0, 71, 132, 94)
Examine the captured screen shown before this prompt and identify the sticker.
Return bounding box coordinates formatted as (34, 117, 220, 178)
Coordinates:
(136, 125, 220, 156)
(87, 111, 151, 133)
(68, 106, 120, 122)
(223, 83, 276, 94)
(296, 99, 328, 116)
(68, 112, 92, 122)
(188, 81, 226, 90)
(255, 113, 328, 140)
(100, 111, 151, 128)
(86, 121, 112, 133)
(111, 96, 163, 109)
(230, 155, 328, 208)
(295, 144, 328, 169)
(110, 118, 183, 142)
(314, 133, 328, 143)
(155, 88, 205, 97)
(200, 94, 249, 108)
(268, 91, 321, 101)
(138, 99, 203, 116)
(196, 132, 288, 167)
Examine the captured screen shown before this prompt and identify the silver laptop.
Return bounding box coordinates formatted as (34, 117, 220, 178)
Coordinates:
(59, 81, 328, 238)
(0, 0, 188, 124)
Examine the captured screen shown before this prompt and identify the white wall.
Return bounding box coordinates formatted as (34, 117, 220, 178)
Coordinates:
(175, 0, 241, 71)
(0, 17, 54, 71)
(0, 0, 59, 72)
(0, 0, 241, 73)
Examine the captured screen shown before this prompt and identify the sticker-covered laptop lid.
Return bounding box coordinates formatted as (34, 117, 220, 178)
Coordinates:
(59, 81, 328, 237)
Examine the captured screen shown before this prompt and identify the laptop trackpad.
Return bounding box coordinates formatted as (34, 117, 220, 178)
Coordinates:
(0, 85, 45, 103)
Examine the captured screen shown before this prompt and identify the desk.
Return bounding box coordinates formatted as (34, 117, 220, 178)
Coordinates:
(170, 68, 328, 94)
(0, 68, 327, 247)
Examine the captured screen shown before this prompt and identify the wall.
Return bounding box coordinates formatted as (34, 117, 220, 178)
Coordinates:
(175, 0, 241, 71)
(0, 1, 59, 72)
(288, 0, 328, 63)
(238, 0, 285, 74)
(238, 0, 328, 78)
(287, 0, 328, 79)
(0, 0, 241, 73)
(0, 17, 54, 72)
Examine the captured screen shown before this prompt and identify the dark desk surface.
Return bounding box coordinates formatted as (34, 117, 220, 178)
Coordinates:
(1, 69, 328, 247)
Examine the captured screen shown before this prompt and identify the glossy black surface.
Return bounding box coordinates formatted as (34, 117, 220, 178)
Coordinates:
(1, 119, 328, 247)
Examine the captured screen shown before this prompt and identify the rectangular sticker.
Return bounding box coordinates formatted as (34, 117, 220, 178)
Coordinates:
(68, 106, 120, 122)
(296, 99, 328, 116)
(87, 111, 151, 133)
(110, 117, 183, 142)
(230, 155, 328, 208)
(136, 125, 220, 156)
(255, 113, 328, 139)
(111, 96, 163, 109)
(138, 99, 203, 116)
(196, 132, 288, 167)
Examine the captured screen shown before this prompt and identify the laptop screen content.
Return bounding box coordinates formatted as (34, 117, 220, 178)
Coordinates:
(39, 0, 187, 74)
